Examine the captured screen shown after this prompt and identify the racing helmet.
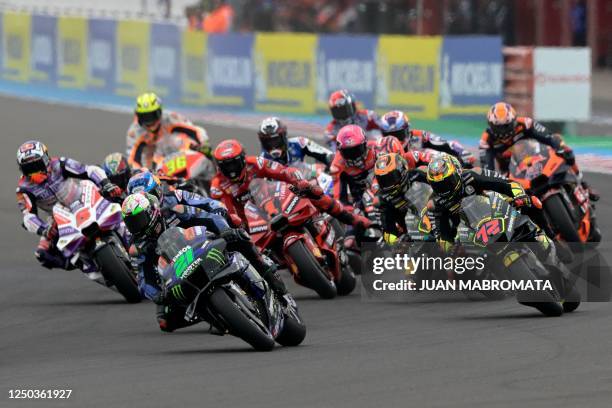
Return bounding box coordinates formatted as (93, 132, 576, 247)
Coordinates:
(126, 170, 163, 199)
(17, 140, 50, 184)
(380, 111, 411, 143)
(121, 193, 164, 239)
(374, 153, 410, 197)
(426, 154, 463, 200)
(336, 125, 368, 168)
(102, 152, 132, 191)
(213, 139, 247, 182)
(487, 102, 517, 143)
(328, 89, 356, 122)
(258, 117, 288, 160)
(135, 92, 163, 131)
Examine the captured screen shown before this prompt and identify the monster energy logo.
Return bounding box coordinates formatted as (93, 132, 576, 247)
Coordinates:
(171, 285, 186, 300)
(206, 248, 225, 266)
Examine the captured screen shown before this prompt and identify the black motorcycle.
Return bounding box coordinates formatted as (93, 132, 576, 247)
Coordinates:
(157, 226, 306, 351)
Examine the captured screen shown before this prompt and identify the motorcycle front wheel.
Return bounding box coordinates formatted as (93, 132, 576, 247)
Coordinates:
(209, 287, 275, 351)
(287, 240, 337, 299)
(95, 244, 141, 303)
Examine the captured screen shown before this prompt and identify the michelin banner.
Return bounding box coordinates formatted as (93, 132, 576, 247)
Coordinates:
(439, 36, 503, 115)
(0, 12, 505, 119)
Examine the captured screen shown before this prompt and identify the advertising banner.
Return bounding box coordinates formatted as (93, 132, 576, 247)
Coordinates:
(57, 16, 87, 89)
(2, 12, 31, 82)
(207, 33, 254, 109)
(181, 30, 206, 105)
(88, 18, 116, 93)
(534, 47, 591, 120)
(115, 20, 150, 97)
(150, 23, 181, 102)
(254, 33, 317, 113)
(376, 36, 442, 119)
(316, 34, 377, 112)
(439, 36, 503, 115)
(30, 15, 56, 84)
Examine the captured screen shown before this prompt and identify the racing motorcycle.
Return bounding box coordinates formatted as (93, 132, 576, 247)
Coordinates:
(245, 178, 356, 299)
(455, 191, 580, 316)
(157, 226, 305, 351)
(52, 178, 141, 303)
(403, 181, 434, 242)
(509, 139, 600, 244)
(153, 133, 215, 195)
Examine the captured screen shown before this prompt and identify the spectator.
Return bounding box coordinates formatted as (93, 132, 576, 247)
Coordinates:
(203, 0, 234, 33)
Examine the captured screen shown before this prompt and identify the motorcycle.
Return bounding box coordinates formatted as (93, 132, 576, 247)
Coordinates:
(455, 191, 580, 316)
(153, 133, 215, 195)
(52, 178, 141, 303)
(245, 178, 356, 299)
(157, 226, 305, 351)
(509, 139, 600, 244)
(403, 181, 434, 242)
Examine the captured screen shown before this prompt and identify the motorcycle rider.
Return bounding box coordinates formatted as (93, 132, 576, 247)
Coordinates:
(479, 102, 598, 200)
(127, 92, 211, 169)
(330, 124, 429, 206)
(121, 192, 294, 332)
(258, 117, 334, 166)
(324, 89, 381, 149)
(16, 141, 123, 270)
(373, 153, 430, 244)
(102, 152, 133, 193)
(425, 154, 537, 245)
(126, 170, 229, 224)
(210, 139, 371, 230)
(380, 110, 475, 168)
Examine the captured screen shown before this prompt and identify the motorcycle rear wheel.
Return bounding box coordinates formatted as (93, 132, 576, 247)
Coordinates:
(95, 244, 141, 303)
(287, 240, 337, 299)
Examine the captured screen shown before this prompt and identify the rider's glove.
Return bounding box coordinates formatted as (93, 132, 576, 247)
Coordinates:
(509, 181, 531, 208)
(199, 143, 212, 158)
(220, 227, 251, 243)
(556, 144, 575, 166)
(100, 179, 123, 199)
(290, 180, 324, 199)
(460, 151, 476, 168)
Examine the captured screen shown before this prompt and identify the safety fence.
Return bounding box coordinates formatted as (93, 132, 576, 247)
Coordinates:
(0, 11, 505, 120)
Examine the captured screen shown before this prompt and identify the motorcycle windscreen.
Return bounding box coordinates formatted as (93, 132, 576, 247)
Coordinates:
(460, 195, 496, 229)
(56, 178, 83, 207)
(509, 139, 549, 176)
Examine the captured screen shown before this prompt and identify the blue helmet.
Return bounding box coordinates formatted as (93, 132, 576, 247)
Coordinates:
(126, 170, 163, 199)
(380, 110, 410, 142)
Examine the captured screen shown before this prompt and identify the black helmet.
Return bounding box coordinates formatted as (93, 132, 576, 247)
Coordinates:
(426, 154, 463, 200)
(258, 117, 288, 161)
(121, 193, 164, 239)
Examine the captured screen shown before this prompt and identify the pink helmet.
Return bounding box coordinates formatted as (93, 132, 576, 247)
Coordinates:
(337, 125, 368, 167)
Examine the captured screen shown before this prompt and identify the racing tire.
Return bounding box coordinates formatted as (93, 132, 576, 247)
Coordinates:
(543, 194, 581, 243)
(209, 288, 275, 351)
(562, 281, 581, 313)
(95, 244, 141, 303)
(508, 256, 563, 317)
(287, 240, 337, 299)
(336, 264, 357, 296)
(275, 314, 306, 347)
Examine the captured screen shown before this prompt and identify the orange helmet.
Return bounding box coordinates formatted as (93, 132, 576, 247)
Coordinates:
(214, 139, 246, 181)
(487, 102, 517, 142)
(375, 153, 410, 197)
